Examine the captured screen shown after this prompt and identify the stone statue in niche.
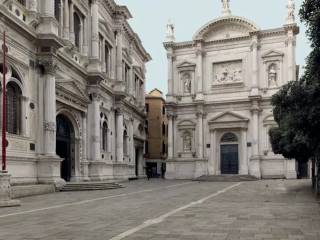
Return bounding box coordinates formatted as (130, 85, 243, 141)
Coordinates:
(183, 131, 192, 152)
(213, 61, 242, 84)
(182, 72, 191, 93)
(268, 64, 278, 87)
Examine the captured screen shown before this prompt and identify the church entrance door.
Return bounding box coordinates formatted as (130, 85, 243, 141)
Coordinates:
(221, 144, 239, 174)
(56, 114, 75, 182)
(220, 132, 239, 175)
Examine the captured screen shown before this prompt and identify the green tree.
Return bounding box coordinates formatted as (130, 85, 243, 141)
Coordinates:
(269, 0, 320, 188)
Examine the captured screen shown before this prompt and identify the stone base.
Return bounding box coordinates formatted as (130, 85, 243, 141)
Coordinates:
(37, 155, 66, 190)
(249, 156, 261, 179)
(0, 172, 21, 208)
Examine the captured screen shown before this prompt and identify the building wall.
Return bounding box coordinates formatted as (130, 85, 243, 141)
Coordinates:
(146, 95, 167, 159)
(0, 0, 150, 185)
(164, 13, 298, 179)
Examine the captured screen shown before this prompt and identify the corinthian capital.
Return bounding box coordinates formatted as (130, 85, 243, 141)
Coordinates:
(38, 57, 58, 75)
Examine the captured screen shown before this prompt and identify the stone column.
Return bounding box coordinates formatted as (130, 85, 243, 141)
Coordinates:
(167, 49, 174, 96)
(250, 33, 259, 96)
(287, 29, 296, 82)
(196, 111, 203, 159)
(195, 42, 204, 100)
(59, 0, 64, 37)
(116, 110, 124, 162)
(90, 93, 100, 161)
(250, 99, 261, 178)
(102, 40, 106, 72)
(167, 114, 174, 159)
(240, 129, 249, 175)
(81, 113, 88, 176)
(43, 62, 57, 156)
(129, 118, 134, 162)
(63, 0, 69, 40)
(208, 130, 217, 175)
(20, 96, 28, 137)
(69, 1, 75, 44)
(82, 17, 88, 56)
(28, 0, 38, 12)
(116, 29, 123, 82)
(43, 0, 54, 17)
(87, 0, 100, 72)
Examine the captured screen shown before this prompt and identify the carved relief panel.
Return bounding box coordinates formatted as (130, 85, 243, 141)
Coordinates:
(212, 60, 243, 86)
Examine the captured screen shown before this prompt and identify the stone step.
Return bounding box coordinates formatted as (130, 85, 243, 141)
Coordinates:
(60, 182, 124, 192)
(195, 175, 259, 182)
(11, 184, 56, 199)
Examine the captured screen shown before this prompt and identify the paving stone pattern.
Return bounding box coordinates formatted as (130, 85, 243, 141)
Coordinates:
(0, 179, 319, 240)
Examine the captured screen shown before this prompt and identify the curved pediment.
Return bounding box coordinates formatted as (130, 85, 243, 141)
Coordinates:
(177, 120, 196, 130)
(193, 16, 259, 42)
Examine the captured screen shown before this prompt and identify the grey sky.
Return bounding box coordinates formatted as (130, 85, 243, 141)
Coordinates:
(115, 0, 310, 94)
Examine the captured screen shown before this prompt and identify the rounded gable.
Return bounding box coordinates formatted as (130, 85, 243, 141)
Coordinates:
(193, 15, 259, 41)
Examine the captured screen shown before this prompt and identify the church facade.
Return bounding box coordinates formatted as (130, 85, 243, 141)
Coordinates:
(0, 0, 151, 186)
(164, 0, 299, 179)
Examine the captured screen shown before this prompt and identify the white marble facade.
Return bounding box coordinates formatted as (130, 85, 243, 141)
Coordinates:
(164, 0, 299, 179)
(0, 0, 150, 186)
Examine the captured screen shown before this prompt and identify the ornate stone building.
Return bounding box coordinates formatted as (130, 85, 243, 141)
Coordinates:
(0, 0, 151, 186)
(164, 0, 299, 179)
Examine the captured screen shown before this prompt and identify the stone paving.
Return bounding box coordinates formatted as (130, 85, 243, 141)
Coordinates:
(0, 179, 319, 240)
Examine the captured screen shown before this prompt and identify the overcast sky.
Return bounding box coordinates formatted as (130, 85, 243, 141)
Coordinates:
(115, 0, 310, 94)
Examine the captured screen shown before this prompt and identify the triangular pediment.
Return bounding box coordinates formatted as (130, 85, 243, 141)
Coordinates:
(177, 61, 196, 69)
(209, 111, 249, 124)
(56, 80, 89, 101)
(262, 50, 284, 59)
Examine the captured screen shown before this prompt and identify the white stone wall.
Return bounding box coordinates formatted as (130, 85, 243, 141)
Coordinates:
(0, 0, 150, 184)
(165, 13, 298, 179)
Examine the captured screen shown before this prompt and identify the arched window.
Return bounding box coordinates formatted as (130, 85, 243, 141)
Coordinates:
(102, 122, 108, 152)
(74, 12, 81, 48)
(221, 132, 238, 143)
(6, 82, 22, 135)
(0, 64, 23, 135)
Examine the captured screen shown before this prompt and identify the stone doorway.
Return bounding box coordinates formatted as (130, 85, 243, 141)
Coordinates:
(220, 133, 239, 174)
(56, 114, 75, 182)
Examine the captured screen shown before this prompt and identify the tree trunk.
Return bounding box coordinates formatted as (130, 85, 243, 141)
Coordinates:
(312, 157, 316, 189)
(317, 156, 320, 195)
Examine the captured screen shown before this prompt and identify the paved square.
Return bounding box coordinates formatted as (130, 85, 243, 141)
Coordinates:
(0, 179, 319, 240)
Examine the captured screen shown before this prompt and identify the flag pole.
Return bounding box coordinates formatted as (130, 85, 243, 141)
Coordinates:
(2, 30, 6, 172)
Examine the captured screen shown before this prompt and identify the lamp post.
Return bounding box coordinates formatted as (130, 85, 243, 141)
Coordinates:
(0, 29, 20, 207)
(2, 30, 7, 172)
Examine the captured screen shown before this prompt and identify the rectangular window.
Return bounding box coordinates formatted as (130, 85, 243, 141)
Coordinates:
(162, 123, 166, 135)
(145, 103, 149, 113)
(162, 106, 165, 115)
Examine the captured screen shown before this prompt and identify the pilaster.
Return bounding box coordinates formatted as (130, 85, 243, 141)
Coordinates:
(63, 0, 70, 40)
(249, 32, 260, 96)
(195, 41, 204, 101)
(116, 109, 124, 162)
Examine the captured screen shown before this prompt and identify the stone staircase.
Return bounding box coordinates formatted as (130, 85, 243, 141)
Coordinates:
(195, 175, 259, 182)
(60, 182, 124, 192)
